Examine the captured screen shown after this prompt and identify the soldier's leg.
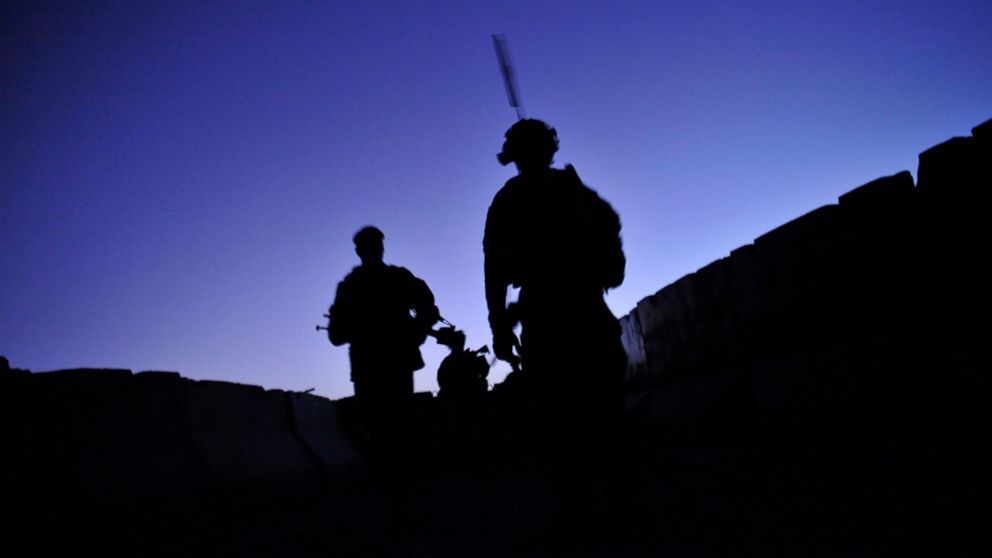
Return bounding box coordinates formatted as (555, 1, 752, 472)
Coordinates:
(379, 372, 416, 507)
(522, 319, 595, 523)
(353, 376, 390, 480)
(581, 332, 638, 520)
(555, 304, 636, 521)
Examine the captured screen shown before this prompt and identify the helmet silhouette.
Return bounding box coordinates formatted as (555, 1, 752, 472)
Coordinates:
(497, 119, 559, 166)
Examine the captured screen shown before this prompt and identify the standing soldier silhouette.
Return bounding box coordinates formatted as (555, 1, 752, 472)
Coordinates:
(484, 119, 633, 527)
(327, 225, 440, 513)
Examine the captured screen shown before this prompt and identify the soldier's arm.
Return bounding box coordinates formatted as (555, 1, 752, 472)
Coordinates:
(409, 274, 440, 333)
(600, 197, 625, 290)
(484, 259, 510, 333)
(327, 280, 352, 346)
(483, 193, 519, 362)
(483, 201, 511, 337)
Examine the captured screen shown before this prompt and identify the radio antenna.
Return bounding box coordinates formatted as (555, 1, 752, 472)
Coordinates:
(492, 34, 524, 120)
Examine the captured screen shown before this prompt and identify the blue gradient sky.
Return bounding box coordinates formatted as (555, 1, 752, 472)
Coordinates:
(2, 1, 990, 399)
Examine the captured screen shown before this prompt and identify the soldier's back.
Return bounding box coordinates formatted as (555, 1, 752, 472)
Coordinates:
(488, 166, 623, 293)
(336, 264, 426, 365)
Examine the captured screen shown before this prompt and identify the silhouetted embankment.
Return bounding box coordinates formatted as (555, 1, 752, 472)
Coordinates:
(619, 118, 990, 451)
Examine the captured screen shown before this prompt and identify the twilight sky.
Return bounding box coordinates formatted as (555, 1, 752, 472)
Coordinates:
(2, 1, 990, 399)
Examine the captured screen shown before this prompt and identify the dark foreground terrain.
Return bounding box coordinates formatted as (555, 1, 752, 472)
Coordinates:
(139, 438, 986, 557)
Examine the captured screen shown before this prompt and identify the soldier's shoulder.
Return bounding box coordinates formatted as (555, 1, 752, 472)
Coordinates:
(501, 174, 534, 195)
(387, 265, 431, 292)
(342, 264, 364, 279)
(386, 264, 418, 280)
(338, 265, 369, 286)
(489, 176, 529, 211)
(558, 166, 620, 223)
(551, 164, 589, 190)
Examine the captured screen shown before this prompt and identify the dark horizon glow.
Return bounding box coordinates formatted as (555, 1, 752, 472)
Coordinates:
(2, 1, 990, 399)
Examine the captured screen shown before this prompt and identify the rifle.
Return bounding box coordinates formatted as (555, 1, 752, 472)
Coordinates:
(315, 313, 330, 333)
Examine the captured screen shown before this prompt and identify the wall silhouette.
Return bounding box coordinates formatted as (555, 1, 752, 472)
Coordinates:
(0, 368, 364, 551)
(618, 118, 990, 448)
(0, 363, 549, 553)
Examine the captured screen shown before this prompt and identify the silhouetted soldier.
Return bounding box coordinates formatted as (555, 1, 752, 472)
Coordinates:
(327, 225, 440, 511)
(434, 326, 489, 401)
(484, 119, 633, 526)
(434, 326, 490, 464)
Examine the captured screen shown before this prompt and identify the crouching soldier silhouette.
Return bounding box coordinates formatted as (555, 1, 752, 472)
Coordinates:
(484, 119, 635, 527)
(433, 326, 491, 463)
(327, 225, 440, 513)
(434, 326, 490, 402)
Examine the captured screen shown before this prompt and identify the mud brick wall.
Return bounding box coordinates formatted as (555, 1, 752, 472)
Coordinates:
(620, 119, 991, 449)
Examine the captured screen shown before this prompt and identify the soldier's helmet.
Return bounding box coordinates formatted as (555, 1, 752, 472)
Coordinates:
(353, 225, 384, 248)
(497, 118, 559, 166)
(353, 226, 385, 262)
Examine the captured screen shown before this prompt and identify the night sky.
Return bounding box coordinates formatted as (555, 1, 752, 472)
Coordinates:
(2, 1, 990, 399)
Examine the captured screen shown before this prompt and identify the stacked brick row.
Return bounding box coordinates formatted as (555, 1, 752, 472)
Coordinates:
(620, 119, 990, 448)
